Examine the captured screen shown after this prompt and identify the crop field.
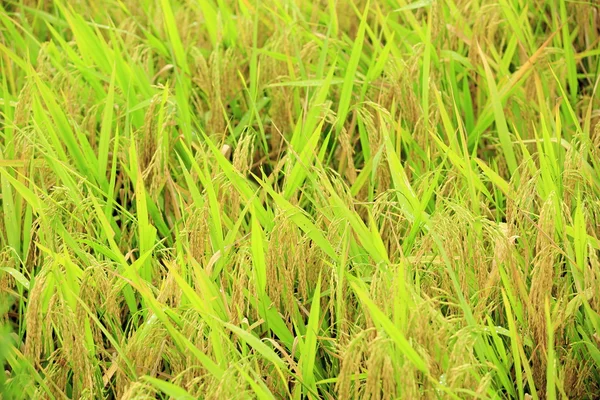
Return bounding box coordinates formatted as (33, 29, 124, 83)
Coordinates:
(1, 0, 600, 398)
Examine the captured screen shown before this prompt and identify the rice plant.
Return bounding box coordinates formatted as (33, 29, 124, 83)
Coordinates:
(1, 0, 600, 398)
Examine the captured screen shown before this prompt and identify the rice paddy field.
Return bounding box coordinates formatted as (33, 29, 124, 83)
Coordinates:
(1, 0, 600, 398)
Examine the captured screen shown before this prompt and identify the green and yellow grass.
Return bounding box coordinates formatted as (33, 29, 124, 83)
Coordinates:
(1, 0, 600, 398)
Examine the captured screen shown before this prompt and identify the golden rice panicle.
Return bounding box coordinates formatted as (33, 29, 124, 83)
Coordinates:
(229, 246, 254, 325)
(120, 380, 157, 400)
(116, 322, 167, 398)
(187, 200, 210, 265)
(445, 326, 482, 393)
(23, 271, 48, 366)
(63, 298, 96, 398)
(265, 213, 304, 313)
(338, 125, 358, 184)
(364, 336, 398, 400)
(336, 330, 368, 400)
(156, 258, 182, 307)
(228, 131, 255, 219)
(477, 221, 515, 317)
(39, 349, 70, 399)
(528, 192, 560, 391)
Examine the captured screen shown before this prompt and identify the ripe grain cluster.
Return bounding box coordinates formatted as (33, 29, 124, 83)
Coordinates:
(1, 1, 600, 399)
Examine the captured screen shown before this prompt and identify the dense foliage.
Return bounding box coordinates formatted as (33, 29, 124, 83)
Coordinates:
(1, 0, 600, 398)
